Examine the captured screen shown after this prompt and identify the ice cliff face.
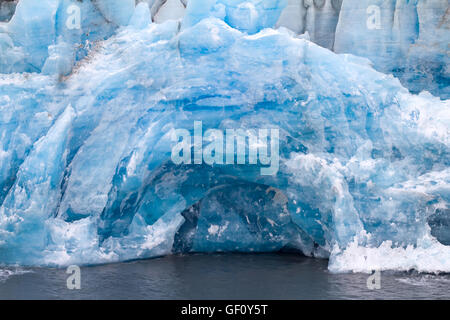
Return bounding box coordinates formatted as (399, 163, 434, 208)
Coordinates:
(276, 0, 450, 99)
(334, 0, 449, 99)
(0, 0, 449, 272)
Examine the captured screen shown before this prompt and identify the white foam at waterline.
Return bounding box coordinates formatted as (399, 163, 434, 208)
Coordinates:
(0, 268, 33, 282)
(329, 238, 450, 274)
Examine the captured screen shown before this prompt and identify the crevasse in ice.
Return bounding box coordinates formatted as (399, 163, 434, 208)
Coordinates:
(0, 0, 449, 273)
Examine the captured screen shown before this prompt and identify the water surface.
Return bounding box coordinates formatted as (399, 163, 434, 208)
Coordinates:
(1, 254, 449, 299)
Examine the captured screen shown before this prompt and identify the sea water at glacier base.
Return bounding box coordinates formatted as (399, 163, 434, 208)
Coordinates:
(0, 0, 449, 276)
(1, 254, 450, 299)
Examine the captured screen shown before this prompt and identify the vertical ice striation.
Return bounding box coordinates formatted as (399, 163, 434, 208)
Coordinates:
(334, 0, 449, 98)
(404, 0, 449, 97)
(0, 0, 449, 272)
(1, 0, 447, 97)
(154, 0, 186, 23)
(276, 0, 308, 34)
(129, 2, 152, 29)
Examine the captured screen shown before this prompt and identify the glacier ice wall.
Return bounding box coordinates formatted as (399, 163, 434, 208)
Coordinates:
(0, 0, 133, 74)
(0, 0, 449, 273)
(334, 0, 449, 99)
(2, 0, 448, 98)
(276, 0, 449, 99)
(276, 0, 450, 99)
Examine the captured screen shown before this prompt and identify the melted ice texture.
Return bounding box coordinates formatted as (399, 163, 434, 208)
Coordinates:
(0, 0, 449, 273)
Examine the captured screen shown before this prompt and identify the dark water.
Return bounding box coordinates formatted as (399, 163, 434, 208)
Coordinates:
(0, 254, 449, 299)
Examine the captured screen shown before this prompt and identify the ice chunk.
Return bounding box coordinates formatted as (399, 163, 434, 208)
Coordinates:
(0, 32, 26, 72)
(276, 0, 307, 35)
(41, 39, 76, 77)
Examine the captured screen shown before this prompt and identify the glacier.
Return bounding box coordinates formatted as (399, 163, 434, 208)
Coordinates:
(0, 0, 449, 273)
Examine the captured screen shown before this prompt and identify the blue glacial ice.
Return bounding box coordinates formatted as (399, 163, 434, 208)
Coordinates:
(0, 0, 449, 273)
